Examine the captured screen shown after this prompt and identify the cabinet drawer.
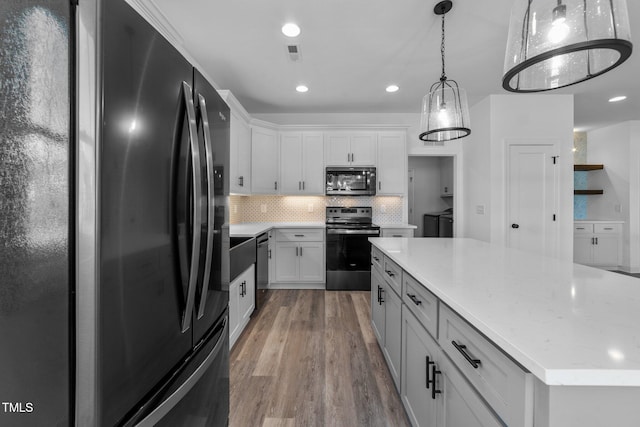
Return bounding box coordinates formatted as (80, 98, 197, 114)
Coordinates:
(382, 257, 402, 296)
(371, 246, 384, 272)
(574, 223, 593, 233)
(275, 229, 324, 242)
(402, 273, 438, 339)
(381, 228, 414, 238)
(594, 223, 621, 234)
(439, 304, 533, 427)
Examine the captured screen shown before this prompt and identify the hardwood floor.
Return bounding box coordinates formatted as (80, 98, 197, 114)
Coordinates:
(230, 289, 410, 427)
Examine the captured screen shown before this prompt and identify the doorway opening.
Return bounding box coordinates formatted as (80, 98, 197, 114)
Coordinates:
(408, 155, 455, 237)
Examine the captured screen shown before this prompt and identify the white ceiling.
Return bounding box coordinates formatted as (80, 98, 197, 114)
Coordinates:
(151, 0, 639, 131)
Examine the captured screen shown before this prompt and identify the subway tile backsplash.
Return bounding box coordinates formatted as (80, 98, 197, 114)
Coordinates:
(230, 195, 403, 224)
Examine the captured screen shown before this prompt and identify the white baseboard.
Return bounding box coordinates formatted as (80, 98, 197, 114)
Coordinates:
(267, 282, 325, 290)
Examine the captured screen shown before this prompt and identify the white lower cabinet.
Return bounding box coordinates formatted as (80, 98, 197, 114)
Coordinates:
(401, 306, 504, 427)
(229, 264, 255, 349)
(272, 229, 325, 286)
(375, 248, 533, 427)
(371, 260, 402, 390)
(573, 222, 623, 267)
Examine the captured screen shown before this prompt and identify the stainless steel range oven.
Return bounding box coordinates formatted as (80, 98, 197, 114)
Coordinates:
(326, 207, 380, 290)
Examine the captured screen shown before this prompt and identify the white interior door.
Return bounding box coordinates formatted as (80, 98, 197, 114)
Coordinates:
(507, 144, 557, 257)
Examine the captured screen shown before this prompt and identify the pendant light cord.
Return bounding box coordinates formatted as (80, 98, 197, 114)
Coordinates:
(440, 12, 447, 81)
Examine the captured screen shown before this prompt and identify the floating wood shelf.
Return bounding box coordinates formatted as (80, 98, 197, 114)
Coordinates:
(574, 189, 604, 195)
(574, 164, 604, 171)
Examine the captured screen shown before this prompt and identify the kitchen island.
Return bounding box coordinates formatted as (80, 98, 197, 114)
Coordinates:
(370, 237, 640, 427)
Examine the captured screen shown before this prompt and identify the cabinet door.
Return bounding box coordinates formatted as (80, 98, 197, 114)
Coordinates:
(438, 354, 504, 427)
(593, 234, 620, 266)
(377, 132, 406, 195)
(350, 132, 377, 166)
(229, 278, 241, 347)
(371, 269, 386, 346)
(239, 265, 255, 322)
(401, 306, 439, 427)
(302, 132, 325, 194)
(298, 241, 325, 282)
(237, 119, 252, 194)
(274, 242, 299, 282)
(229, 111, 242, 194)
(251, 126, 279, 194)
(573, 234, 593, 265)
(325, 133, 351, 166)
(279, 132, 303, 194)
(384, 285, 402, 390)
(440, 157, 454, 196)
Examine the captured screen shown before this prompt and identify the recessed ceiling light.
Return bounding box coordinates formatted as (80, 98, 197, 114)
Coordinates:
(282, 23, 301, 37)
(609, 95, 627, 103)
(296, 85, 308, 93)
(386, 85, 399, 93)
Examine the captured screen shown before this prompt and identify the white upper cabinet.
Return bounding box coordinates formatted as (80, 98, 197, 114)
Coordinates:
(251, 125, 279, 194)
(229, 110, 252, 194)
(279, 132, 324, 195)
(377, 131, 406, 195)
(325, 132, 377, 166)
(219, 90, 252, 195)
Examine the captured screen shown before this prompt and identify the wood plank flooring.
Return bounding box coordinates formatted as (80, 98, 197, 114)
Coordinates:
(230, 289, 410, 427)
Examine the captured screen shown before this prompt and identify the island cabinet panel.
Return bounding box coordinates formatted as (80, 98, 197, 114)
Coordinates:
(403, 273, 438, 339)
(401, 306, 440, 427)
(439, 304, 533, 427)
(382, 257, 402, 296)
(371, 253, 402, 390)
(438, 353, 505, 427)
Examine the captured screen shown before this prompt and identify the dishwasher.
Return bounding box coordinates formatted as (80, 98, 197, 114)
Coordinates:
(256, 232, 269, 309)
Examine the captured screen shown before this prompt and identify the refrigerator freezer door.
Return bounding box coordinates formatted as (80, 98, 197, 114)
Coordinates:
(99, 1, 194, 424)
(192, 69, 230, 345)
(0, 1, 72, 425)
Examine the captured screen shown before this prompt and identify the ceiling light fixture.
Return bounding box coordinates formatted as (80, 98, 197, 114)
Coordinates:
(503, 0, 633, 92)
(609, 95, 627, 103)
(281, 23, 301, 38)
(386, 85, 399, 93)
(419, 0, 471, 143)
(296, 85, 308, 93)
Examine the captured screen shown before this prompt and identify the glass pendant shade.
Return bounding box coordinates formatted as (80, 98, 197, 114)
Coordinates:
(503, 0, 633, 92)
(419, 79, 471, 142)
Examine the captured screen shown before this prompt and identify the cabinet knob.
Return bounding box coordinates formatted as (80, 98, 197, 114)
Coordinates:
(511, 223, 519, 229)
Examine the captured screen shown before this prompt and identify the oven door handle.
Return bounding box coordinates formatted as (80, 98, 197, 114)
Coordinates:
(327, 229, 380, 235)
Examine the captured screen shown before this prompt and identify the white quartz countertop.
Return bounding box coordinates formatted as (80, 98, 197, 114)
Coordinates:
(376, 223, 418, 229)
(369, 237, 640, 387)
(230, 222, 325, 237)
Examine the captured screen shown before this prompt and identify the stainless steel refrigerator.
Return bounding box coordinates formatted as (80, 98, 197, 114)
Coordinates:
(1, 0, 230, 425)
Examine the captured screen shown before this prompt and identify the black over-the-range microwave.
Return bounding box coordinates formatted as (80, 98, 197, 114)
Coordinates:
(326, 167, 376, 196)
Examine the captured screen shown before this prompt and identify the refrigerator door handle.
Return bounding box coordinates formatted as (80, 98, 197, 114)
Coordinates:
(181, 81, 202, 333)
(134, 317, 228, 427)
(196, 93, 214, 320)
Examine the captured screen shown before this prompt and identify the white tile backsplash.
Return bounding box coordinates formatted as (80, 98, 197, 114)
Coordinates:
(230, 195, 403, 224)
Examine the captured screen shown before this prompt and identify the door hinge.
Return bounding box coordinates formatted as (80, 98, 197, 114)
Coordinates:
(552, 156, 559, 164)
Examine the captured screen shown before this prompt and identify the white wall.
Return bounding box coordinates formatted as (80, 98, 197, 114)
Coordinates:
(463, 97, 492, 243)
(587, 121, 640, 272)
(408, 157, 450, 237)
(462, 94, 574, 261)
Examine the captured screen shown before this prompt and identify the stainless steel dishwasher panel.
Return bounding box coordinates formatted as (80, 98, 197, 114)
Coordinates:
(256, 233, 269, 290)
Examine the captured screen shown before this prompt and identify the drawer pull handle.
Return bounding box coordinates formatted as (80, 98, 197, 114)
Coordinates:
(385, 270, 395, 277)
(407, 293, 422, 306)
(577, 227, 585, 230)
(294, 234, 305, 237)
(604, 227, 613, 230)
(373, 256, 380, 262)
(431, 365, 442, 400)
(452, 341, 481, 368)
(377, 286, 385, 305)
(425, 356, 435, 389)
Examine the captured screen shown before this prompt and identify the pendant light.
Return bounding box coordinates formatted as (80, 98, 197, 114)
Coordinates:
(419, 0, 471, 143)
(503, 0, 633, 92)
